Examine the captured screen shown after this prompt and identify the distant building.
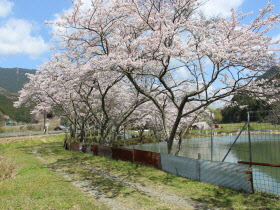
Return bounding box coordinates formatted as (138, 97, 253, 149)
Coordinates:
(191, 122, 211, 130)
(54, 125, 67, 131)
(212, 122, 220, 129)
(5, 121, 17, 126)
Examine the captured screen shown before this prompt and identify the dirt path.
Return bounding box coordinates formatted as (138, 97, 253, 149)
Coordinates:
(78, 163, 204, 209)
(32, 145, 206, 210)
(32, 146, 125, 209)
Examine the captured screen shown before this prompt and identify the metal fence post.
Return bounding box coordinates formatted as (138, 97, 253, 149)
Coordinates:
(222, 122, 248, 162)
(247, 111, 254, 193)
(247, 111, 252, 164)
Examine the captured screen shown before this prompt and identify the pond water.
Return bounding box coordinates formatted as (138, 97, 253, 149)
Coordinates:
(125, 134, 280, 195)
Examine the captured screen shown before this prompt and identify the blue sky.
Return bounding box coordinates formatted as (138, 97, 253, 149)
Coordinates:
(0, 0, 279, 70)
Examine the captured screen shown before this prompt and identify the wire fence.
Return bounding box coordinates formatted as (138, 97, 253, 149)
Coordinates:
(0, 130, 66, 138)
(128, 110, 280, 195)
(66, 142, 254, 193)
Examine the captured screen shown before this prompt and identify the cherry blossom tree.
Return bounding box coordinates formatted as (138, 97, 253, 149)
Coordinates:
(16, 51, 150, 145)
(15, 54, 95, 141)
(46, 0, 280, 153)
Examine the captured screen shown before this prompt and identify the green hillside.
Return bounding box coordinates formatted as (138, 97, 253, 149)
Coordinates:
(221, 66, 280, 123)
(0, 94, 34, 123)
(0, 67, 35, 123)
(257, 66, 280, 80)
(0, 67, 35, 93)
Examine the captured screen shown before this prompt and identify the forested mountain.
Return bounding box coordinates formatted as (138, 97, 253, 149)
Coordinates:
(221, 94, 271, 123)
(0, 67, 35, 123)
(0, 94, 34, 123)
(257, 66, 280, 81)
(221, 66, 280, 123)
(0, 67, 35, 93)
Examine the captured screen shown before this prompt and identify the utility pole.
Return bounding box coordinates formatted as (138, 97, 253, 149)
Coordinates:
(16, 67, 19, 81)
(43, 111, 46, 134)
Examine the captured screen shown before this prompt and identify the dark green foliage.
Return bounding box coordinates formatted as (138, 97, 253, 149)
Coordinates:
(221, 94, 271, 123)
(0, 112, 4, 126)
(0, 67, 35, 123)
(222, 66, 280, 123)
(0, 94, 34, 123)
(257, 66, 280, 81)
(60, 117, 71, 126)
(0, 67, 35, 93)
(208, 108, 223, 123)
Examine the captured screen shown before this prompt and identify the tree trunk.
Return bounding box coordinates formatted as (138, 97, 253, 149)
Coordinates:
(167, 108, 184, 154)
(175, 135, 183, 156)
(70, 123, 78, 142)
(139, 128, 144, 143)
(111, 125, 121, 147)
(79, 123, 85, 143)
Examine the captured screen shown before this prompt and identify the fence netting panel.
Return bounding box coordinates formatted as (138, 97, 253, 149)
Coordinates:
(247, 110, 280, 195)
(128, 110, 280, 195)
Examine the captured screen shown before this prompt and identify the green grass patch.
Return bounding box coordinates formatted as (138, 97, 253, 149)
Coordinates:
(0, 136, 104, 209)
(0, 125, 58, 133)
(0, 135, 279, 209)
(46, 143, 280, 209)
(183, 122, 280, 139)
(75, 135, 158, 147)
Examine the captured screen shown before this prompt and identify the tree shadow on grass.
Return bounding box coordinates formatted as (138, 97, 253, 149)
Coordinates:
(36, 143, 280, 209)
(15, 144, 128, 199)
(47, 157, 131, 199)
(192, 186, 279, 209)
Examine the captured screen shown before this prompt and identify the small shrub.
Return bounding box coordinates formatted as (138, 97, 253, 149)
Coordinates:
(0, 156, 18, 182)
(25, 125, 41, 131)
(115, 135, 157, 147)
(26, 124, 34, 131)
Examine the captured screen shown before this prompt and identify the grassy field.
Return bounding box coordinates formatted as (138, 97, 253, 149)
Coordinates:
(0, 125, 58, 133)
(0, 135, 279, 209)
(182, 122, 280, 139)
(0, 135, 104, 209)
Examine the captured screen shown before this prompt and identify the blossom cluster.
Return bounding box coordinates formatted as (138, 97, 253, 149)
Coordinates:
(16, 0, 280, 151)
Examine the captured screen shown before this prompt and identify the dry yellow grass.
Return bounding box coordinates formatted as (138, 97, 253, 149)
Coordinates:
(0, 155, 18, 182)
(0, 135, 57, 145)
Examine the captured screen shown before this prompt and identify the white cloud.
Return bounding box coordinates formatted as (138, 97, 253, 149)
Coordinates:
(0, 0, 13, 17)
(0, 18, 49, 58)
(200, 0, 245, 18)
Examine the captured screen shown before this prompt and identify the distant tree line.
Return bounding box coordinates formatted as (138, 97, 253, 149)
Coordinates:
(0, 68, 35, 93)
(221, 66, 280, 123)
(0, 94, 34, 123)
